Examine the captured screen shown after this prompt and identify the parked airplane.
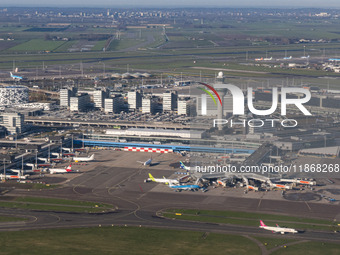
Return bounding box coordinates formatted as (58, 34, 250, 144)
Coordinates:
(37, 157, 49, 163)
(247, 185, 259, 191)
(255, 57, 263, 61)
(26, 163, 52, 168)
(301, 55, 310, 59)
(73, 154, 95, 162)
(0, 173, 28, 180)
(179, 161, 191, 171)
(137, 158, 152, 166)
(62, 148, 73, 152)
(52, 152, 75, 157)
(10, 169, 35, 174)
(270, 183, 291, 190)
(283, 56, 292, 60)
(259, 220, 298, 234)
(263, 57, 273, 61)
(10, 72, 23, 80)
(145, 173, 180, 185)
(49, 165, 78, 174)
(168, 179, 205, 192)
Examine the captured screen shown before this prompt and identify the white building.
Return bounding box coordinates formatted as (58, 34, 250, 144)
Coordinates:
(0, 86, 29, 106)
(142, 97, 157, 114)
(0, 112, 25, 134)
(93, 89, 109, 109)
(70, 94, 90, 112)
(163, 91, 177, 112)
(178, 100, 190, 115)
(60, 87, 77, 108)
(128, 90, 142, 110)
(104, 96, 123, 113)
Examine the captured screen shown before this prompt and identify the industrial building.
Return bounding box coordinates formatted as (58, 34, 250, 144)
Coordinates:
(106, 128, 204, 139)
(0, 86, 29, 106)
(248, 119, 277, 134)
(299, 146, 340, 157)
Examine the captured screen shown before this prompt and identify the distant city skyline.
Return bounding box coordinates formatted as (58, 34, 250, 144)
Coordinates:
(1, 0, 340, 8)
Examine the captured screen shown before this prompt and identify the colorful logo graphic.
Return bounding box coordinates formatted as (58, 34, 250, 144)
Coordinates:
(197, 82, 222, 107)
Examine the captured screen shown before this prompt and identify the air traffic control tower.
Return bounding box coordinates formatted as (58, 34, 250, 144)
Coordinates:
(214, 72, 228, 131)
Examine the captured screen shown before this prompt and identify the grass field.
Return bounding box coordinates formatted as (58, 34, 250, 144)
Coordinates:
(92, 40, 107, 51)
(0, 216, 27, 222)
(271, 241, 340, 255)
(7, 39, 67, 52)
(0, 196, 114, 213)
(0, 226, 260, 255)
(163, 209, 339, 232)
(253, 236, 297, 250)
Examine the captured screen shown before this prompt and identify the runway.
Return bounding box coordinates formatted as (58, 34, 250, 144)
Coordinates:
(0, 207, 339, 243)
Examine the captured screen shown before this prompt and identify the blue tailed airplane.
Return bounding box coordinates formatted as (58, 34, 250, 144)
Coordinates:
(167, 179, 205, 192)
(10, 72, 23, 81)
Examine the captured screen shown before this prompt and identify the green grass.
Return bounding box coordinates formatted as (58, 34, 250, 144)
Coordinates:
(0, 216, 27, 222)
(271, 241, 340, 255)
(0, 196, 114, 213)
(7, 39, 67, 52)
(107, 39, 144, 51)
(253, 236, 297, 250)
(54, 40, 78, 52)
(31, 183, 60, 189)
(0, 226, 261, 255)
(92, 40, 107, 51)
(163, 209, 339, 232)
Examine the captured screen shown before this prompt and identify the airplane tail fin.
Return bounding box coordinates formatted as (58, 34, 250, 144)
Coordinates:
(10, 72, 13, 77)
(260, 220, 267, 227)
(276, 224, 280, 228)
(90, 154, 95, 160)
(66, 165, 72, 171)
(179, 161, 186, 169)
(148, 173, 156, 182)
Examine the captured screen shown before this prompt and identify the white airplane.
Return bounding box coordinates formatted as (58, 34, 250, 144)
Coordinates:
(62, 148, 73, 152)
(263, 57, 272, 61)
(270, 183, 291, 190)
(137, 158, 152, 166)
(10, 72, 23, 80)
(38, 157, 49, 163)
(283, 56, 292, 60)
(73, 154, 95, 162)
(259, 220, 298, 234)
(145, 173, 180, 184)
(301, 55, 310, 59)
(0, 173, 28, 179)
(10, 169, 35, 174)
(49, 164, 78, 174)
(179, 161, 191, 171)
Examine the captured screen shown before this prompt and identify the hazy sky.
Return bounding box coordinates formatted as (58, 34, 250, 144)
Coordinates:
(2, 0, 340, 8)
